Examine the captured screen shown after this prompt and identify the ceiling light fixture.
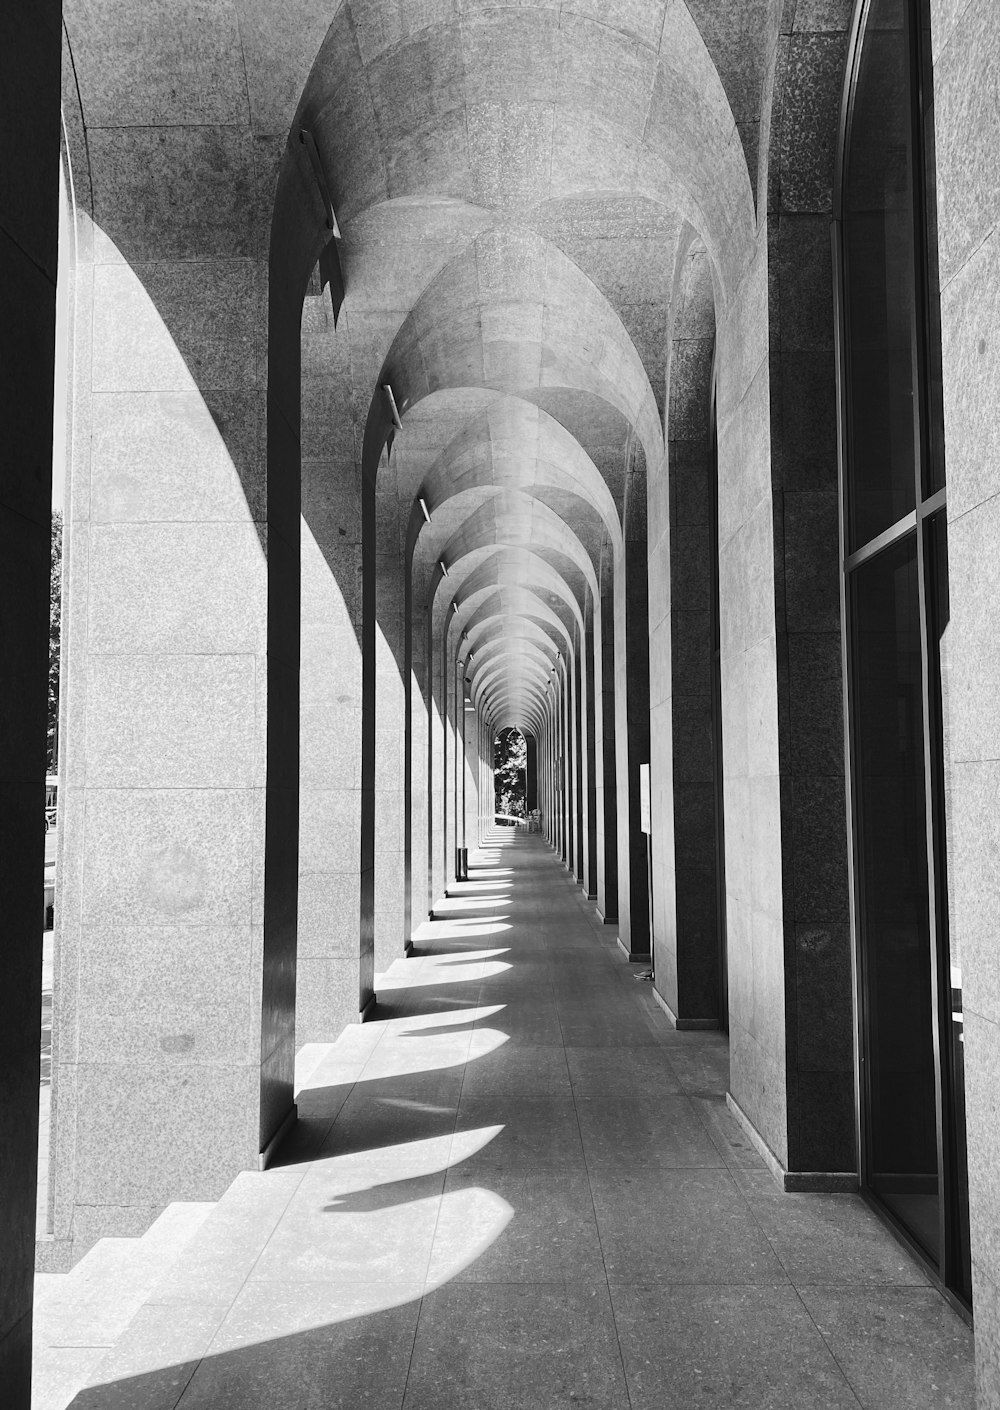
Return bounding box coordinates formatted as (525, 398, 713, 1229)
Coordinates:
(418, 496, 431, 524)
(382, 383, 404, 432)
(440, 559, 450, 578)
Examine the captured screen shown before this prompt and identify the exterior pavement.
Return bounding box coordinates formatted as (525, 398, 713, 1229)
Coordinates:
(50, 830, 974, 1409)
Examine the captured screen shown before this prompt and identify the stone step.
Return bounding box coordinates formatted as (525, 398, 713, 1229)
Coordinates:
(32, 1202, 215, 1410)
(54, 1169, 309, 1408)
(30, 1037, 360, 1408)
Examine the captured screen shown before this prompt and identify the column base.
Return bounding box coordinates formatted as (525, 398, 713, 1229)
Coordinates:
(725, 1092, 859, 1193)
(595, 906, 617, 925)
(359, 992, 377, 1023)
(35, 1236, 75, 1273)
(259, 1103, 297, 1171)
(616, 936, 651, 963)
(650, 986, 720, 1030)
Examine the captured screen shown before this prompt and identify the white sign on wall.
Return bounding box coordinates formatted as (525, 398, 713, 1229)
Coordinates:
(640, 763, 651, 835)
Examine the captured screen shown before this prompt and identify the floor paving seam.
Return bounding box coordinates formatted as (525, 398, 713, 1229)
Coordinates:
(35, 828, 974, 1410)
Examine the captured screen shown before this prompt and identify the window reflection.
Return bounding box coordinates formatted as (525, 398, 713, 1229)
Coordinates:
(853, 536, 938, 1259)
(840, 0, 970, 1304)
(844, 2, 917, 549)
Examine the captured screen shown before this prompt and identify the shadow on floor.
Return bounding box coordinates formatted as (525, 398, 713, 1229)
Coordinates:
(56, 834, 974, 1410)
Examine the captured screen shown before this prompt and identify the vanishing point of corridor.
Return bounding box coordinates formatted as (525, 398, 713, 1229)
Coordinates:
(41, 832, 973, 1410)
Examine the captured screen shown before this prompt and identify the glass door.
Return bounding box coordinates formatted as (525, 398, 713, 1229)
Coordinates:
(836, 0, 970, 1307)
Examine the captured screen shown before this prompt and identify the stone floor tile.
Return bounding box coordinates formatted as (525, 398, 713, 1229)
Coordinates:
(565, 1045, 684, 1095)
(731, 1170, 930, 1285)
(253, 1173, 445, 1285)
(73, 1303, 228, 1410)
(351, 1063, 469, 1108)
(557, 1020, 666, 1048)
(799, 1286, 976, 1409)
(300, 1130, 463, 1192)
(30, 1347, 110, 1410)
(178, 1285, 421, 1409)
(590, 1168, 789, 1285)
(453, 1096, 586, 1171)
(474, 1006, 564, 1045)
(429, 1167, 605, 1283)
(358, 1028, 472, 1075)
(268, 1111, 339, 1169)
(576, 1095, 726, 1170)
(458, 1042, 572, 1095)
(152, 1173, 305, 1306)
(691, 1095, 768, 1169)
(324, 1088, 460, 1159)
(402, 1283, 630, 1410)
(664, 1041, 732, 1095)
(611, 1284, 862, 1409)
(33, 834, 975, 1410)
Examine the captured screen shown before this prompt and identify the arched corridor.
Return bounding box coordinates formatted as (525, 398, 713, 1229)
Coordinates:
(4, 0, 1000, 1404)
(33, 833, 973, 1408)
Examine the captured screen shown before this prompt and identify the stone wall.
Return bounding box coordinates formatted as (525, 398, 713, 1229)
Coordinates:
(717, 0, 855, 1177)
(932, 0, 1000, 1398)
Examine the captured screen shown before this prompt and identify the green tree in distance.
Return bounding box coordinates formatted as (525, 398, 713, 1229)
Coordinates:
(494, 727, 527, 818)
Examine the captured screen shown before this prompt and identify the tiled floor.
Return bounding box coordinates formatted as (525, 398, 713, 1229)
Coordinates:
(68, 831, 974, 1409)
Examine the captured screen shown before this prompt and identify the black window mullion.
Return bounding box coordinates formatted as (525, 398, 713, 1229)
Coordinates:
(836, 0, 969, 1312)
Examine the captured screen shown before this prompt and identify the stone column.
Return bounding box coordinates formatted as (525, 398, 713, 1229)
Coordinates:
(562, 664, 573, 867)
(559, 672, 569, 861)
(583, 612, 599, 897)
(50, 93, 301, 1259)
(596, 545, 619, 922)
(614, 463, 652, 960)
(427, 609, 445, 909)
(649, 235, 722, 1027)
(445, 640, 458, 881)
(297, 291, 363, 1042)
(718, 6, 854, 1179)
(572, 634, 585, 880)
(526, 734, 539, 812)
(932, 0, 1000, 1390)
(548, 716, 555, 845)
(406, 600, 429, 938)
(373, 540, 406, 976)
(464, 700, 479, 854)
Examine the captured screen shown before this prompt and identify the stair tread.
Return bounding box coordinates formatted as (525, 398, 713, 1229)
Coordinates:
(33, 1203, 217, 1353)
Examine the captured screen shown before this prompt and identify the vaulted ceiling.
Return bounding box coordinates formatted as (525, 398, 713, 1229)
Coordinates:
(293, 0, 760, 731)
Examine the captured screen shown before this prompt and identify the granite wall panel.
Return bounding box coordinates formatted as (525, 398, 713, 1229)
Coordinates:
(935, 2, 1000, 1392)
(51, 90, 287, 1257)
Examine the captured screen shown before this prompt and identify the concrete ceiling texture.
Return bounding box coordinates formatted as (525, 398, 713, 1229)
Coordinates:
(293, 2, 761, 733)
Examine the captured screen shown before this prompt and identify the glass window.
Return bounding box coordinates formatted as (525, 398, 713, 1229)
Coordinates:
(843, 0, 919, 550)
(852, 535, 939, 1260)
(839, 0, 970, 1306)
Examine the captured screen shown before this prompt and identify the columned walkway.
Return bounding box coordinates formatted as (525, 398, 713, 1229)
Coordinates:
(39, 832, 973, 1409)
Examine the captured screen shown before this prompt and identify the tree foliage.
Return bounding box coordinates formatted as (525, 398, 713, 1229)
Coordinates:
(48, 511, 62, 774)
(494, 727, 527, 817)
